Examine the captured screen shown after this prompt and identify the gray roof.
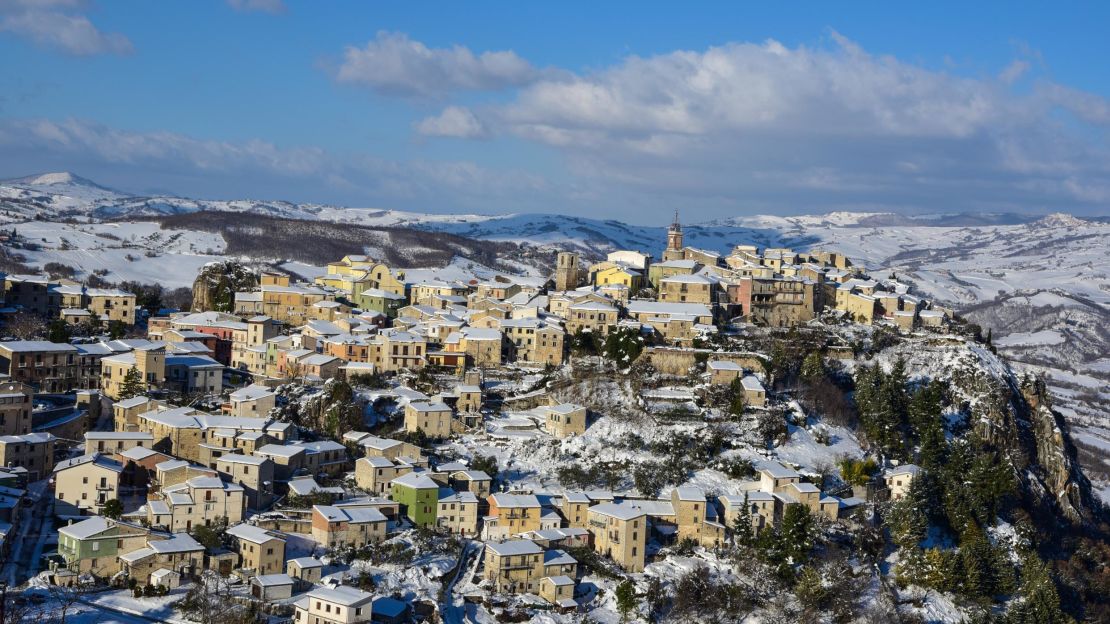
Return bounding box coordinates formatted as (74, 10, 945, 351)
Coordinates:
(486, 539, 542, 557)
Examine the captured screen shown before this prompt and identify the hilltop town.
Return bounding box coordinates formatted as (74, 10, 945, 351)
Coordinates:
(0, 215, 1096, 623)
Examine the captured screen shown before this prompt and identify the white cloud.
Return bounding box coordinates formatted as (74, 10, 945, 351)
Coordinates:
(471, 34, 1110, 215)
(415, 106, 487, 139)
(226, 0, 286, 14)
(334, 31, 538, 97)
(0, 3, 132, 56)
(999, 59, 1030, 84)
(0, 117, 549, 209)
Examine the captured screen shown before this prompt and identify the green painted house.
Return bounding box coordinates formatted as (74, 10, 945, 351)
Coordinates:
(354, 288, 407, 318)
(390, 472, 440, 527)
(57, 516, 151, 576)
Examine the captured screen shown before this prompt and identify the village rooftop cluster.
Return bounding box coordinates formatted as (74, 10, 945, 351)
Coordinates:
(0, 216, 944, 621)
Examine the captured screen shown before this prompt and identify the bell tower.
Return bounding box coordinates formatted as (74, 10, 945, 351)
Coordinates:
(664, 211, 685, 261)
(554, 251, 580, 292)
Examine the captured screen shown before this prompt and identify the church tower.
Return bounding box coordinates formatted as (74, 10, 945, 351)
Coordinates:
(663, 211, 685, 261)
(554, 251, 580, 291)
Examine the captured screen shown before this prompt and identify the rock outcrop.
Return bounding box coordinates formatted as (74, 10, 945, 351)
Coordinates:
(190, 261, 258, 312)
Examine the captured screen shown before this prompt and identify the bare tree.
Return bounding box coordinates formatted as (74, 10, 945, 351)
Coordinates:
(4, 312, 46, 340)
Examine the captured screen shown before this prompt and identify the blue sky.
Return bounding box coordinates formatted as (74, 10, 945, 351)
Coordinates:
(1, 1, 1108, 223)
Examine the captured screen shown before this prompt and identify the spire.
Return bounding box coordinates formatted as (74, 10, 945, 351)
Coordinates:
(670, 210, 681, 231)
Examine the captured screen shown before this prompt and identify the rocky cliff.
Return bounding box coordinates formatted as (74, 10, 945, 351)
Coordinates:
(190, 260, 258, 312)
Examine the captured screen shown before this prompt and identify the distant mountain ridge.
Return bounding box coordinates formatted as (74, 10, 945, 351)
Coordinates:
(2, 171, 1099, 258)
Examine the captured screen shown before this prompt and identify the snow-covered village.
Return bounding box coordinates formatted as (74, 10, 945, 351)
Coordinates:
(0, 210, 1101, 624)
(2, 4, 1110, 623)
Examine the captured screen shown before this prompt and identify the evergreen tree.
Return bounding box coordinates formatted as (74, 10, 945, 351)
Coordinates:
(108, 320, 127, 339)
(119, 366, 145, 400)
(85, 311, 103, 332)
(615, 580, 638, 622)
(799, 351, 825, 382)
(101, 498, 123, 520)
(731, 493, 754, 547)
(1007, 554, 1070, 623)
(727, 376, 746, 416)
(886, 478, 929, 549)
(779, 504, 815, 564)
(47, 318, 70, 344)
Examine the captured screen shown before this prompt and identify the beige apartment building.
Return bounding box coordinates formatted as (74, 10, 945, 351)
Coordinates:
(564, 301, 619, 336)
(437, 490, 479, 536)
(83, 431, 154, 455)
(541, 403, 587, 438)
(486, 493, 542, 538)
(53, 452, 125, 516)
(100, 345, 165, 400)
(0, 432, 55, 481)
(404, 401, 455, 438)
(215, 453, 275, 510)
(354, 456, 414, 495)
(658, 274, 719, 305)
(227, 523, 287, 576)
(0, 381, 33, 436)
(310, 505, 388, 549)
(587, 502, 648, 572)
(293, 586, 375, 624)
(482, 539, 578, 594)
(147, 475, 246, 531)
(499, 318, 565, 366)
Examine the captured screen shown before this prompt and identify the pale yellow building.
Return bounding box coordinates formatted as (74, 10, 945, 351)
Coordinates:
(586, 502, 647, 572)
(437, 490, 479, 536)
(404, 401, 455, 438)
(227, 522, 287, 576)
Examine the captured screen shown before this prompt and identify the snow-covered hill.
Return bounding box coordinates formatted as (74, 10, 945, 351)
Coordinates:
(2, 173, 1107, 491)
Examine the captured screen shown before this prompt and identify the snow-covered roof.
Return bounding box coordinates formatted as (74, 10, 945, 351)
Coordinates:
(0, 341, 77, 353)
(757, 461, 798, 479)
(391, 472, 439, 490)
(626, 300, 713, 318)
(288, 556, 323, 569)
(118, 446, 162, 461)
(253, 573, 294, 587)
(673, 486, 705, 502)
(544, 549, 577, 566)
(486, 539, 542, 557)
(148, 533, 203, 554)
(291, 440, 346, 456)
(306, 586, 374, 607)
(84, 431, 153, 441)
(254, 444, 305, 459)
(407, 401, 451, 413)
(654, 259, 699, 269)
(227, 523, 282, 544)
(741, 375, 765, 392)
(707, 360, 743, 371)
(313, 505, 386, 524)
(569, 301, 617, 312)
(217, 453, 268, 466)
(588, 502, 646, 520)
(229, 385, 275, 402)
(58, 516, 112, 540)
(888, 464, 922, 478)
(53, 453, 123, 474)
(491, 492, 540, 508)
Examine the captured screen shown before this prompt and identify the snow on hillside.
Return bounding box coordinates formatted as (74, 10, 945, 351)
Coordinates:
(2, 173, 1107, 491)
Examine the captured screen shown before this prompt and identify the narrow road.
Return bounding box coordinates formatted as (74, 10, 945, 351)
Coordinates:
(3, 481, 53, 587)
(441, 540, 482, 624)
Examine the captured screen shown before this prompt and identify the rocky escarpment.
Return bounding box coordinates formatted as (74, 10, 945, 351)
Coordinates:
(1022, 377, 1098, 524)
(190, 260, 258, 312)
(892, 340, 1101, 526)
